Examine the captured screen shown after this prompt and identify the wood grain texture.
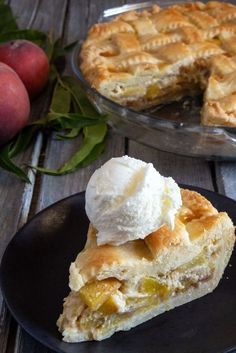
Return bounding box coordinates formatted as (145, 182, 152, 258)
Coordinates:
(35, 0, 126, 211)
(128, 141, 214, 190)
(9, 0, 40, 29)
(29, 0, 67, 35)
(15, 2, 125, 352)
(0, 2, 43, 352)
(9, 1, 68, 353)
(2, 1, 235, 353)
(14, 329, 50, 353)
(63, 0, 89, 43)
(36, 131, 124, 210)
(215, 163, 236, 200)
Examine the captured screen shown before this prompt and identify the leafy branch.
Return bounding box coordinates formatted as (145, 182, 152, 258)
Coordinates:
(0, 0, 108, 181)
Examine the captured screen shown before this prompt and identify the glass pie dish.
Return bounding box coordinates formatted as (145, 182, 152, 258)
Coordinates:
(71, 1, 236, 160)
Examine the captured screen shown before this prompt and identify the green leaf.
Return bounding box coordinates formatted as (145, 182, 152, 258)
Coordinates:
(34, 123, 107, 175)
(59, 123, 107, 173)
(56, 127, 81, 140)
(44, 34, 55, 62)
(62, 76, 99, 116)
(32, 114, 102, 128)
(32, 80, 72, 127)
(50, 38, 65, 63)
(53, 117, 103, 130)
(0, 1, 18, 33)
(83, 123, 107, 148)
(9, 125, 38, 158)
(79, 139, 106, 168)
(0, 30, 47, 46)
(0, 145, 29, 182)
(48, 111, 105, 122)
(64, 40, 78, 52)
(50, 81, 71, 114)
(71, 96, 80, 113)
(46, 38, 67, 74)
(34, 110, 106, 130)
(0, 3, 109, 181)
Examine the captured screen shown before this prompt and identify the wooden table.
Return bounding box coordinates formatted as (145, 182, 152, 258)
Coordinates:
(1, 1, 236, 352)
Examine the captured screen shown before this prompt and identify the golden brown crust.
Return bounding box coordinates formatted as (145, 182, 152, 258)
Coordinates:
(179, 188, 217, 221)
(203, 55, 236, 126)
(72, 237, 153, 286)
(69, 189, 232, 289)
(58, 188, 235, 342)
(144, 218, 188, 257)
(80, 1, 236, 127)
(144, 188, 218, 256)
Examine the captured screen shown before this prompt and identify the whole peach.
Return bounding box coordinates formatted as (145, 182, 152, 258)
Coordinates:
(0, 40, 49, 98)
(0, 62, 30, 145)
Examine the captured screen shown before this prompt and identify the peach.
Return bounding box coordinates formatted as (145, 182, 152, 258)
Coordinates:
(0, 62, 30, 145)
(0, 40, 49, 98)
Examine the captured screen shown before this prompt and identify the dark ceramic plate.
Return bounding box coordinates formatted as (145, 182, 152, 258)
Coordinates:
(1, 186, 236, 353)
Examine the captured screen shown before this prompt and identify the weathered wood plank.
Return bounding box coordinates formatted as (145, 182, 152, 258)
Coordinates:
(37, 131, 124, 210)
(3, 2, 227, 353)
(8, 1, 68, 353)
(63, 0, 89, 43)
(0, 2, 44, 352)
(27, 0, 67, 36)
(9, 0, 40, 29)
(14, 2, 125, 352)
(215, 163, 236, 200)
(36, 0, 126, 211)
(128, 140, 214, 190)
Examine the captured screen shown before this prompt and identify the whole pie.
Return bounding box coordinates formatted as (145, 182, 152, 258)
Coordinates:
(80, 1, 236, 127)
(57, 189, 235, 342)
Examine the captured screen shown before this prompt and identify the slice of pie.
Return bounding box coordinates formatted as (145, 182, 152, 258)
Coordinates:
(57, 189, 235, 342)
(80, 1, 236, 126)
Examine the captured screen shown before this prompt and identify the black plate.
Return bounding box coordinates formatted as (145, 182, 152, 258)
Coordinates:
(1, 186, 236, 353)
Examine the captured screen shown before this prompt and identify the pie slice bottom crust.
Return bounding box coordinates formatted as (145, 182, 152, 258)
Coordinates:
(57, 189, 235, 342)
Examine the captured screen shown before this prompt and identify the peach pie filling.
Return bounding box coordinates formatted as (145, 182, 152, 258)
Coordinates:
(73, 249, 217, 332)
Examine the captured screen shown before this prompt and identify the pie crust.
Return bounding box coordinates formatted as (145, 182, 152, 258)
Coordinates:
(80, 1, 236, 127)
(57, 189, 235, 342)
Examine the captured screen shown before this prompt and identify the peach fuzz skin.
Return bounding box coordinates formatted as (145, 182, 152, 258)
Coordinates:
(0, 40, 49, 98)
(0, 62, 30, 145)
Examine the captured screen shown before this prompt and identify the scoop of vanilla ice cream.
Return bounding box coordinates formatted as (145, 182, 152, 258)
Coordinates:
(85, 156, 182, 246)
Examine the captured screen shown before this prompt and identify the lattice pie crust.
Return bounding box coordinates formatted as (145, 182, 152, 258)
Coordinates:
(80, 1, 236, 126)
(57, 189, 235, 342)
